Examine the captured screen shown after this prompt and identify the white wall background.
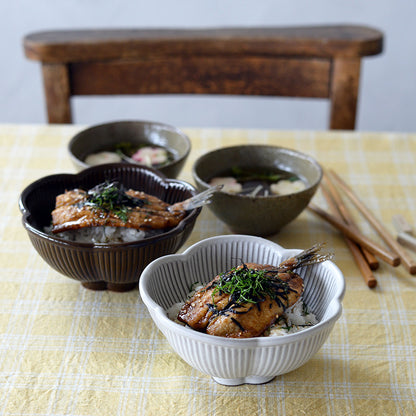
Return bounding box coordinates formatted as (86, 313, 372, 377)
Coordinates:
(2, 0, 415, 132)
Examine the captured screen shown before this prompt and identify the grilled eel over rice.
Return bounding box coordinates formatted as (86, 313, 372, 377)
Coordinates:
(51, 181, 187, 234)
(177, 244, 332, 338)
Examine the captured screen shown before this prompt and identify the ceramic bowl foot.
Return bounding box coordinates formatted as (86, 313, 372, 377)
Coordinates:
(212, 375, 275, 386)
(81, 281, 137, 292)
(82, 281, 107, 291)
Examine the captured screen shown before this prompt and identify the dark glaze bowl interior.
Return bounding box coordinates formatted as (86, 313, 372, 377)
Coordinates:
(69, 120, 191, 178)
(19, 164, 201, 292)
(192, 145, 322, 236)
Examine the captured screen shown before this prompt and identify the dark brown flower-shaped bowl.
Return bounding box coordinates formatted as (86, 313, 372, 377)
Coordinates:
(19, 164, 201, 292)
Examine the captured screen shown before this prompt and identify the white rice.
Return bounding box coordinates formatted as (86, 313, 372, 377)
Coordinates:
(167, 284, 318, 337)
(268, 299, 318, 336)
(46, 226, 157, 244)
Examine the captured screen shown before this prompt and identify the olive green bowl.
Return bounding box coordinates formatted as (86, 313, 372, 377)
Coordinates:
(69, 120, 191, 178)
(192, 145, 322, 236)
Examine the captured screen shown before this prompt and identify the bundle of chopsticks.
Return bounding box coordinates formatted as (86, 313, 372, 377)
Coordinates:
(308, 170, 416, 288)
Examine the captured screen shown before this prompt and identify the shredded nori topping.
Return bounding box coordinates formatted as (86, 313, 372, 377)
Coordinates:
(83, 181, 146, 222)
(209, 264, 296, 312)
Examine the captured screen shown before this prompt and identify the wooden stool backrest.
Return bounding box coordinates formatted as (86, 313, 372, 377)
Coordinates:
(24, 25, 383, 129)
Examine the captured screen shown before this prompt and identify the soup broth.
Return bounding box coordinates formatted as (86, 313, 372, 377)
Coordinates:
(85, 142, 175, 168)
(209, 166, 304, 196)
(114, 142, 175, 167)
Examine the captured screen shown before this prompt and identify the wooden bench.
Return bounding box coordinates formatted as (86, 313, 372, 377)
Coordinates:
(23, 25, 383, 128)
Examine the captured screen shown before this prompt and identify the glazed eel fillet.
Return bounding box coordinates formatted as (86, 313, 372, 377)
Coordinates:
(177, 244, 331, 338)
(51, 181, 186, 234)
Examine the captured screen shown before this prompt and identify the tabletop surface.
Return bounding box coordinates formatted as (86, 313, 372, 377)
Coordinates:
(1, 124, 415, 415)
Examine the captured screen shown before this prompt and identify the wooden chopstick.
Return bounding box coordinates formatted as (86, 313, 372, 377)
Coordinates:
(392, 214, 416, 253)
(323, 173, 379, 270)
(321, 183, 377, 288)
(308, 203, 400, 267)
(329, 170, 416, 275)
(392, 214, 414, 235)
(397, 232, 416, 253)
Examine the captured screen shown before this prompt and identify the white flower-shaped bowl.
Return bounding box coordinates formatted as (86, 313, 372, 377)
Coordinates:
(139, 235, 345, 386)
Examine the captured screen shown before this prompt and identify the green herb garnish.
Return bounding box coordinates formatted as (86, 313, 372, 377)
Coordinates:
(230, 166, 297, 183)
(114, 142, 138, 157)
(302, 301, 310, 316)
(210, 264, 294, 308)
(84, 181, 145, 222)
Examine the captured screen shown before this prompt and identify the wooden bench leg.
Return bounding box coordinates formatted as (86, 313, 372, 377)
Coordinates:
(329, 58, 361, 130)
(42, 63, 72, 124)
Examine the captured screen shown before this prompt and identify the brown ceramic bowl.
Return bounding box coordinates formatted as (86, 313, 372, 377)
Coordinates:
(69, 120, 191, 178)
(19, 164, 201, 292)
(192, 145, 322, 236)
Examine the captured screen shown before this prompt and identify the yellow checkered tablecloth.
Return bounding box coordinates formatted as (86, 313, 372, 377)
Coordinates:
(1, 124, 415, 415)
